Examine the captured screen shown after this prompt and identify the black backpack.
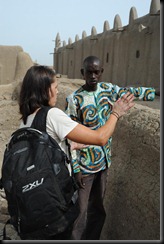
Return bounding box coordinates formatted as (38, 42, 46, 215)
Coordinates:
(0, 106, 79, 240)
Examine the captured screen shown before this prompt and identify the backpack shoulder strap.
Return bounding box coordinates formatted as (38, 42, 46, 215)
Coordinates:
(31, 106, 74, 169)
(31, 106, 52, 132)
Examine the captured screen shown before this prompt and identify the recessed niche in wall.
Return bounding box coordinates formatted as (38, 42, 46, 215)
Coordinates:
(136, 50, 140, 58)
(106, 53, 109, 63)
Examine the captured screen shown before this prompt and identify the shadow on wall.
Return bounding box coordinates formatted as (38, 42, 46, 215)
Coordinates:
(101, 104, 160, 240)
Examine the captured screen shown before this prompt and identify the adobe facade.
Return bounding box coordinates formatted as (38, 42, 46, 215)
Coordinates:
(54, 0, 160, 90)
(0, 45, 33, 85)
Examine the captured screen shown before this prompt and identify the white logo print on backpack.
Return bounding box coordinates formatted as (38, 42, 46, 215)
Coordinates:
(22, 177, 44, 192)
(0, 106, 79, 240)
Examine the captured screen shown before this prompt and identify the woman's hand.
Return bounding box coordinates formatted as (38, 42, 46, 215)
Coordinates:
(112, 92, 135, 118)
(71, 141, 89, 150)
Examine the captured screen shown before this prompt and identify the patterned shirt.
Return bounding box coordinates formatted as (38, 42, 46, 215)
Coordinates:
(65, 82, 155, 176)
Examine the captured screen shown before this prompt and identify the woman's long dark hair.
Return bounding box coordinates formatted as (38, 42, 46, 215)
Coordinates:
(19, 65, 56, 124)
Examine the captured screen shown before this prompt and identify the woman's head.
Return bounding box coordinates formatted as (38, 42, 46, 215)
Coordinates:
(19, 65, 58, 124)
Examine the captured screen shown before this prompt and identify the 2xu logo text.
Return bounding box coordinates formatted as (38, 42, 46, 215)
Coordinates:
(22, 178, 44, 193)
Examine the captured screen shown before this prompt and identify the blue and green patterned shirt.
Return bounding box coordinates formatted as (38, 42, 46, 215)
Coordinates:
(65, 82, 155, 176)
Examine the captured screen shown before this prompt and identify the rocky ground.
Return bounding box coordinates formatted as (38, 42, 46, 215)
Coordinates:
(0, 78, 160, 240)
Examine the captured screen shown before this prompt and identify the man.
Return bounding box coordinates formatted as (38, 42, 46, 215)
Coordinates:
(65, 55, 156, 240)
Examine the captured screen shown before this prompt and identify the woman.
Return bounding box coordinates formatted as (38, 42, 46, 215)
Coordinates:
(19, 65, 134, 239)
(19, 65, 134, 148)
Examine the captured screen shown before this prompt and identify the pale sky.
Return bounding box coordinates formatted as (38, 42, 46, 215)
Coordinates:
(0, 0, 152, 66)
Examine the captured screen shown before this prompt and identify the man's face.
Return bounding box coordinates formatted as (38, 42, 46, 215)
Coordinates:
(82, 61, 103, 91)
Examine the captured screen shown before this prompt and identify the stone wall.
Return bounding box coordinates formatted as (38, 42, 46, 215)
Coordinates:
(101, 104, 160, 240)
